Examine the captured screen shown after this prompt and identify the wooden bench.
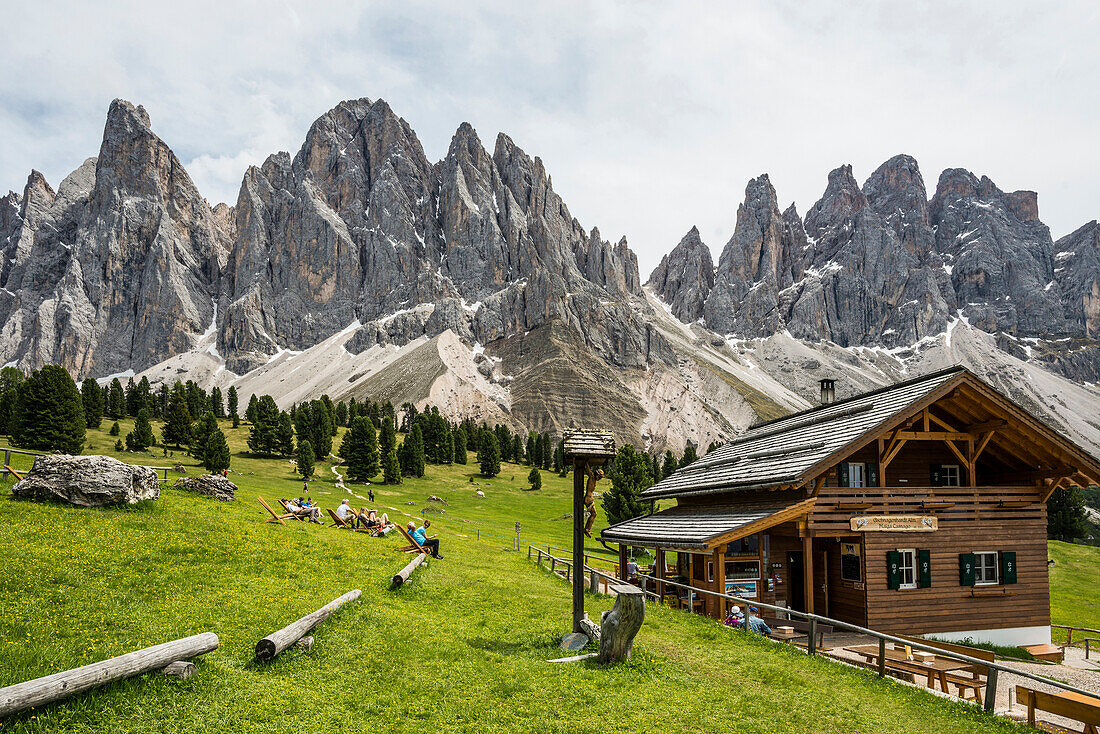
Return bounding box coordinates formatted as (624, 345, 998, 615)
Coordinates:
(1024, 644, 1066, 663)
(898, 635, 994, 704)
(1016, 685, 1100, 734)
(763, 617, 833, 648)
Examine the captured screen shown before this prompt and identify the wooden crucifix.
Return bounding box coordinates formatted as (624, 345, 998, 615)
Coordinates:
(562, 430, 616, 635)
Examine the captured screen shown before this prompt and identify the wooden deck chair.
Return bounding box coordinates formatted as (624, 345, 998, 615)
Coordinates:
(278, 498, 308, 522)
(395, 523, 432, 554)
(327, 508, 365, 531)
(258, 497, 297, 525)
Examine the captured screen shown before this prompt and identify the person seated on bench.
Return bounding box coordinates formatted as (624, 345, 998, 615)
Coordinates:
(745, 607, 771, 635)
(626, 557, 640, 585)
(725, 605, 744, 629)
(285, 498, 322, 524)
(413, 519, 442, 559)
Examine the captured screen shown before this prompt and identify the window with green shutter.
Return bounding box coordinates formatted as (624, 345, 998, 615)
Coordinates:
(958, 552, 975, 586)
(867, 463, 879, 487)
(887, 550, 901, 590)
(918, 549, 931, 588)
(838, 462, 849, 487)
(1001, 551, 1017, 584)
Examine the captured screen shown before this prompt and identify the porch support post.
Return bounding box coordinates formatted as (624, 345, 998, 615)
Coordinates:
(618, 543, 628, 582)
(801, 519, 815, 615)
(656, 548, 666, 600)
(713, 545, 724, 619)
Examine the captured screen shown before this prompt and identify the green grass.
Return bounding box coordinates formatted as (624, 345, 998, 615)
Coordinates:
(1048, 540, 1100, 644)
(0, 421, 1033, 733)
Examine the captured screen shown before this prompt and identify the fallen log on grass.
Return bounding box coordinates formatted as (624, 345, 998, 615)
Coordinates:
(390, 552, 428, 589)
(254, 589, 361, 662)
(0, 632, 218, 718)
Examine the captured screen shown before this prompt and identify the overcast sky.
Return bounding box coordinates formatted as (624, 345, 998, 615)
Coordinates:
(2, 1, 1098, 274)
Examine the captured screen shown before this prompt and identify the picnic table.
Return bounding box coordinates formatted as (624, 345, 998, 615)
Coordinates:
(846, 644, 974, 693)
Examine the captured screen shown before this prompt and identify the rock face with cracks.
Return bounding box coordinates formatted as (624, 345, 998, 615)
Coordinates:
(174, 474, 237, 502)
(13, 454, 160, 507)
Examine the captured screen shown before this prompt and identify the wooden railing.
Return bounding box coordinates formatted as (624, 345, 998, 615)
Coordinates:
(525, 543, 1099, 714)
(1052, 624, 1100, 646)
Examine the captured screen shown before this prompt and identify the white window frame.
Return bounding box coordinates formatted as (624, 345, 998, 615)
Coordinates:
(897, 548, 917, 590)
(974, 551, 999, 586)
(941, 464, 961, 487)
(848, 462, 866, 488)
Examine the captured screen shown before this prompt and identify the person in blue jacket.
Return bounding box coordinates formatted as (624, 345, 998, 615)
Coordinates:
(412, 519, 442, 559)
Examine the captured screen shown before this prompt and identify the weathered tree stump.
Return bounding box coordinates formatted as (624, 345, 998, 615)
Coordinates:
(160, 661, 195, 680)
(597, 585, 644, 664)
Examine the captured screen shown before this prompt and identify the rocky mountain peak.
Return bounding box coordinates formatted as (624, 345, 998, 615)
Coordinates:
(647, 225, 714, 322)
(804, 163, 868, 239)
(863, 154, 929, 225)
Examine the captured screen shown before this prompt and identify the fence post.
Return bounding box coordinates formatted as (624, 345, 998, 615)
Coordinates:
(688, 590, 694, 613)
(808, 619, 817, 656)
(877, 637, 886, 677)
(477, 529, 480, 541)
(527, 545, 531, 560)
(551, 557, 556, 574)
(590, 570, 598, 594)
(537, 549, 542, 565)
(984, 669, 998, 713)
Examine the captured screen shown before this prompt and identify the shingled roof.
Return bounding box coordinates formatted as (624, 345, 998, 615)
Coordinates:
(642, 366, 967, 501)
(601, 497, 816, 550)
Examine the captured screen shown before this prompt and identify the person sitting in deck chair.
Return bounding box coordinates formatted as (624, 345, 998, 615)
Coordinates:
(745, 607, 771, 635)
(335, 499, 356, 526)
(359, 508, 390, 533)
(413, 519, 442, 559)
(285, 498, 323, 524)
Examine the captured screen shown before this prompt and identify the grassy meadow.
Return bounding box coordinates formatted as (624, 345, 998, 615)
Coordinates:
(1048, 540, 1100, 644)
(0, 418, 1049, 733)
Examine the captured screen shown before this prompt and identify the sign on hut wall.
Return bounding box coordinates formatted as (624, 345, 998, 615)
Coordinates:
(849, 515, 938, 532)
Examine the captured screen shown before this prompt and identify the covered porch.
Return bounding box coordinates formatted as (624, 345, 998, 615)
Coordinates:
(601, 497, 822, 621)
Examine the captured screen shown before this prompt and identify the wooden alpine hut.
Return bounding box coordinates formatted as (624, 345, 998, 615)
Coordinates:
(600, 366, 1100, 646)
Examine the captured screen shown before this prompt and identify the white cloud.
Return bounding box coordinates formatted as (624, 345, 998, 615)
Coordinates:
(1, 0, 1098, 275)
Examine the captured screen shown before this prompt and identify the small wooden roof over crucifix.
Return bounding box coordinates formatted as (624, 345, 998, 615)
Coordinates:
(563, 430, 616, 459)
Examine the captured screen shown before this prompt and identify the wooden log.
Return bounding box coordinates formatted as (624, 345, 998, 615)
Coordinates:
(0, 632, 218, 718)
(160, 661, 195, 680)
(597, 585, 645, 664)
(254, 590, 361, 662)
(390, 553, 428, 589)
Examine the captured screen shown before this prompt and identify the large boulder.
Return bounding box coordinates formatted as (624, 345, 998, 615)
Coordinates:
(13, 454, 160, 507)
(173, 474, 237, 502)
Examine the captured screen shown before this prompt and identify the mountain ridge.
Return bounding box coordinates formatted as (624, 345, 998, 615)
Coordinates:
(4, 97, 1100, 453)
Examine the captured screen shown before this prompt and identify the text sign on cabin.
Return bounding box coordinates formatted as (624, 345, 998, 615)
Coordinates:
(850, 515, 938, 532)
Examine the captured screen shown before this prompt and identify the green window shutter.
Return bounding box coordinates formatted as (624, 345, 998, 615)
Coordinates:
(1001, 551, 1017, 584)
(918, 549, 932, 588)
(930, 464, 942, 486)
(959, 552, 975, 587)
(867, 463, 879, 487)
(887, 550, 901, 590)
(838, 462, 850, 487)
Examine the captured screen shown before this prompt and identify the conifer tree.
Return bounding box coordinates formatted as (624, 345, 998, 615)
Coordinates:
(512, 434, 524, 465)
(380, 417, 401, 484)
(662, 450, 678, 480)
(12, 364, 85, 454)
(276, 412, 295, 456)
(246, 394, 259, 423)
(114, 438, 124, 452)
(125, 377, 139, 416)
(602, 444, 655, 526)
(191, 412, 218, 458)
(554, 439, 566, 475)
(681, 443, 698, 468)
(107, 378, 125, 419)
(0, 366, 25, 435)
(203, 426, 231, 474)
(211, 387, 224, 418)
(128, 407, 155, 451)
(297, 439, 315, 479)
(453, 427, 467, 465)
(81, 377, 104, 429)
(442, 427, 454, 465)
(247, 395, 280, 455)
(342, 416, 380, 482)
(335, 401, 348, 427)
(479, 428, 501, 478)
(227, 386, 239, 422)
(400, 424, 426, 478)
(526, 431, 538, 466)
(109, 421, 121, 436)
(1048, 487, 1089, 541)
(156, 384, 168, 418)
(136, 376, 153, 415)
(528, 466, 542, 491)
(541, 432, 552, 469)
